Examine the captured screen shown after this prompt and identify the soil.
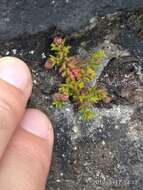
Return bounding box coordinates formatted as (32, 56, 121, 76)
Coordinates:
(0, 11, 143, 190)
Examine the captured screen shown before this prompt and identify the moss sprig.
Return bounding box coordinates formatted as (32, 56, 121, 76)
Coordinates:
(45, 37, 108, 120)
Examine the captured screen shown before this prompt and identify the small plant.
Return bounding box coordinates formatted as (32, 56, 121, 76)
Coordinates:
(45, 37, 108, 120)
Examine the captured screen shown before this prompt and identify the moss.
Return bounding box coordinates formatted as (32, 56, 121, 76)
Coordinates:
(45, 37, 108, 120)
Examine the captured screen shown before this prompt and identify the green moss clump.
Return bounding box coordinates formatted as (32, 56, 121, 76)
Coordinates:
(45, 37, 107, 120)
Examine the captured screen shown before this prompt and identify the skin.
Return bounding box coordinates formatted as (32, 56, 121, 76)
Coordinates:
(0, 57, 54, 190)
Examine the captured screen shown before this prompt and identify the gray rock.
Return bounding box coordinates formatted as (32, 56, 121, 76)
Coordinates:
(0, 10, 143, 190)
(1, 0, 143, 40)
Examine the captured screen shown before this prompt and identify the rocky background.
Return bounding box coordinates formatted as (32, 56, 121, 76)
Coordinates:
(0, 1, 143, 190)
(1, 0, 143, 40)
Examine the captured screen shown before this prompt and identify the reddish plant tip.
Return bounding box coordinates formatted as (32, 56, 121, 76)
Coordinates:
(71, 68, 82, 79)
(52, 92, 69, 102)
(103, 96, 112, 104)
(67, 67, 82, 81)
(66, 57, 83, 81)
(68, 57, 83, 66)
(54, 37, 65, 45)
(44, 60, 54, 70)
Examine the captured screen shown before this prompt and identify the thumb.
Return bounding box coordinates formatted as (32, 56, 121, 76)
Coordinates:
(0, 57, 32, 159)
(0, 109, 54, 190)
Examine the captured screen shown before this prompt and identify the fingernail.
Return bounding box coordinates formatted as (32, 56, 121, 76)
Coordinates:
(0, 57, 32, 98)
(21, 109, 52, 139)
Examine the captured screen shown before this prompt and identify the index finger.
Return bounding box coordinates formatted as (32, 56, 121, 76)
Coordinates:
(0, 57, 32, 159)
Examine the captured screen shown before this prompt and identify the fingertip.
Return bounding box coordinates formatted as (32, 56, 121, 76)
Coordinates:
(0, 109, 54, 190)
(21, 109, 54, 142)
(0, 56, 32, 99)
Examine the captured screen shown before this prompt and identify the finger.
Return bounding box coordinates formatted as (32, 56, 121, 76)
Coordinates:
(0, 109, 54, 190)
(0, 57, 32, 159)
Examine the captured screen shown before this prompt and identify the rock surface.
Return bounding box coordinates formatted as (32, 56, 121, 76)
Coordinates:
(0, 8, 143, 190)
(1, 0, 143, 40)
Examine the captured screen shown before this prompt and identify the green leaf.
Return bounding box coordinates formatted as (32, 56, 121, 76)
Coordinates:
(79, 107, 94, 121)
(52, 100, 64, 108)
(89, 50, 105, 66)
(77, 80, 84, 89)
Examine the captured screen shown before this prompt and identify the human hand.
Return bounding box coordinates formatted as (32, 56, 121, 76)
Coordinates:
(0, 57, 54, 190)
